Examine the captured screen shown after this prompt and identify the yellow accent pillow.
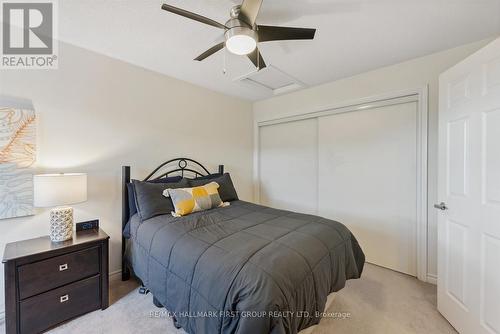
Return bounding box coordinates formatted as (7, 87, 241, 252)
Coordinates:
(163, 182, 228, 217)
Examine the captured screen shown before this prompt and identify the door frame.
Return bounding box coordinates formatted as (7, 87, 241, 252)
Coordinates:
(253, 87, 429, 282)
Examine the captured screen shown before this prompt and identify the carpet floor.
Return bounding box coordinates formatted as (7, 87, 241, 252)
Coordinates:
(0, 264, 456, 334)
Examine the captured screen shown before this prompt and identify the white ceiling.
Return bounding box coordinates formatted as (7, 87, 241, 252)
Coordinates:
(58, 0, 500, 101)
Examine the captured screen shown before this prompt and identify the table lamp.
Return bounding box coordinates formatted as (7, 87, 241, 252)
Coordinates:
(34, 173, 87, 242)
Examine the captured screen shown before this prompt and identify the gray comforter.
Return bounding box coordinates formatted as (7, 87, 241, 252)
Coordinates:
(126, 200, 364, 334)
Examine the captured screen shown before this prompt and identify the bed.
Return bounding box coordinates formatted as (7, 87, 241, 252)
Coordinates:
(122, 158, 365, 334)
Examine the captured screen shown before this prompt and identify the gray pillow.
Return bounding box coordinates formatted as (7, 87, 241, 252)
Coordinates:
(127, 175, 183, 217)
(188, 173, 238, 202)
(133, 178, 189, 221)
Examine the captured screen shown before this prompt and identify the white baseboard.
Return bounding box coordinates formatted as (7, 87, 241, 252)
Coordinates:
(110, 269, 122, 282)
(427, 274, 437, 285)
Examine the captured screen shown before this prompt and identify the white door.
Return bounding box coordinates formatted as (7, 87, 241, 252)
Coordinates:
(438, 37, 500, 334)
(259, 118, 318, 214)
(318, 102, 418, 276)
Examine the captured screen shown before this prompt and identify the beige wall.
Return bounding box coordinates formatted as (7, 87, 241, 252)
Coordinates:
(253, 38, 494, 280)
(0, 42, 253, 315)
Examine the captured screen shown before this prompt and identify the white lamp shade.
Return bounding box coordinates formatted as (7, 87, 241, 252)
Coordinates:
(34, 173, 87, 207)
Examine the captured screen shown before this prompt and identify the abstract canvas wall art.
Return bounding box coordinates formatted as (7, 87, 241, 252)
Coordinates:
(0, 96, 36, 219)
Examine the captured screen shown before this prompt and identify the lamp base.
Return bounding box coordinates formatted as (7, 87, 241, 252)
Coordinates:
(49, 207, 73, 242)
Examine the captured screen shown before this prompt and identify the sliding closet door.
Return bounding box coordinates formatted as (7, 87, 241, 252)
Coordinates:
(318, 102, 418, 276)
(259, 119, 318, 214)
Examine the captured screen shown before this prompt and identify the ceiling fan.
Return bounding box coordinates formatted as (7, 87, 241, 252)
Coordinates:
(161, 0, 316, 70)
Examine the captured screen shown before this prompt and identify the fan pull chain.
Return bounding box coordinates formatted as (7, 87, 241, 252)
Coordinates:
(222, 50, 227, 75)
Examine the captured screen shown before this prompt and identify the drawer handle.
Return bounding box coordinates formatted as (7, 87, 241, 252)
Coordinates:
(59, 263, 68, 271)
(60, 294, 69, 303)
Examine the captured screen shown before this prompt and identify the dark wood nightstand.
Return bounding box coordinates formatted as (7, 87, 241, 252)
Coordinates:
(2, 229, 109, 334)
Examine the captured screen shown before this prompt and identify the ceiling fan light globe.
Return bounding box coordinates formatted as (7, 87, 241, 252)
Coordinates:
(226, 35, 257, 55)
(225, 26, 257, 55)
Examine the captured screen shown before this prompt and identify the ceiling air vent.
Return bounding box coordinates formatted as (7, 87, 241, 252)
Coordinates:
(238, 65, 305, 95)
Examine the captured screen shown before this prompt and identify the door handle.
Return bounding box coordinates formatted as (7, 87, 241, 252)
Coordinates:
(434, 202, 448, 210)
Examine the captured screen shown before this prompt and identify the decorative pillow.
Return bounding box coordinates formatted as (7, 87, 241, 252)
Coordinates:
(126, 183, 138, 217)
(133, 178, 189, 221)
(127, 176, 184, 217)
(191, 173, 222, 181)
(188, 173, 238, 202)
(164, 182, 228, 217)
(148, 175, 183, 184)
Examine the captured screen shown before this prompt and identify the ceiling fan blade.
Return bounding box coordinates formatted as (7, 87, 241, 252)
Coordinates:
(194, 42, 225, 61)
(161, 4, 227, 30)
(238, 0, 263, 27)
(247, 48, 266, 69)
(257, 25, 316, 42)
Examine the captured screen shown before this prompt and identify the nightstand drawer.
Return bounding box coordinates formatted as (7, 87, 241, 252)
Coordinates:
(18, 246, 100, 299)
(20, 275, 101, 334)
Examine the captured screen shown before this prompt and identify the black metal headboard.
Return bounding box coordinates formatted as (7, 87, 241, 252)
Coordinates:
(121, 158, 223, 280)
